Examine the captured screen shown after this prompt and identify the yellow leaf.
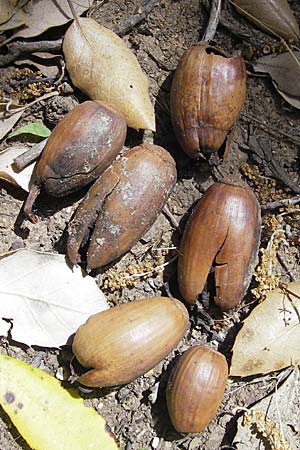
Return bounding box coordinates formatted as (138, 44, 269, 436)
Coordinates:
(0, 354, 118, 450)
(63, 18, 155, 132)
(230, 282, 300, 377)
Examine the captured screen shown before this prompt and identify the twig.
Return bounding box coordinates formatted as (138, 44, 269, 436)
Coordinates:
(0, 39, 62, 67)
(251, 137, 300, 194)
(1, 91, 59, 118)
(113, 0, 159, 37)
(276, 252, 296, 282)
(13, 139, 48, 171)
(163, 205, 181, 231)
(201, 0, 222, 42)
(261, 195, 300, 211)
(241, 113, 300, 146)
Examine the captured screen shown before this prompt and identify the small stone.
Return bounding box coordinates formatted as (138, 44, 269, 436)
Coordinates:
(151, 436, 160, 449)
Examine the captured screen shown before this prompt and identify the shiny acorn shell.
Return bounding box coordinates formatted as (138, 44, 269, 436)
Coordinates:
(67, 143, 177, 269)
(72, 297, 189, 387)
(166, 346, 228, 433)
(178, 179, 261, 310)
(170, 44, 246, 159)
(23, 101, 127, 222)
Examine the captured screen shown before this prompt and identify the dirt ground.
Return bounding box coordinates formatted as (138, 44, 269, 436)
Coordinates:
(0, 1, 300, 449)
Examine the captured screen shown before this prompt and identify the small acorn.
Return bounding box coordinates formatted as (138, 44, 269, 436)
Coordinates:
(72, 297, 189, 387)
(166, 346, 228, 433)
(23, 101, 127, 222)
(170, 43, 246, 159)
(67, 143, 177, 269)
(178, 178, 261, 310)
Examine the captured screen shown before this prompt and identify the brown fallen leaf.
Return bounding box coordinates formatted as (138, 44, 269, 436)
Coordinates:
(15, 52, 61, 78)
(63, 17, 156, 131)
(231, 0, 300, 42)
(0, 145, 35, 191)
(252, 51, 300, 109)
(0, 0, 94, 41)
(230, 282, 300, 377)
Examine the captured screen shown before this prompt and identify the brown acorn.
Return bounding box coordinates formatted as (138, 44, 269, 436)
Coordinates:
(67, 143, 177, 269)
(72, 296, 189, 387)
(166, 346, 228, 433)
(170, 43, 246, 159)
(23, 101, 127, 222)
(178, 179, 261, 310)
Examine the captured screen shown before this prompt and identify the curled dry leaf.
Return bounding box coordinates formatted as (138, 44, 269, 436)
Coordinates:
(63, 17, 156, 131)
(0, 108, 24, 140)
(0, 0, 15, 25)
(0, 250, 109, 347)
(252, 51, 300, 109)
(230, 282, 300, 377)
(0, 145, 35, 191)
(231, 0, 300, 42)
(0, 0, 94, 40)
(0, 354, 118, 450)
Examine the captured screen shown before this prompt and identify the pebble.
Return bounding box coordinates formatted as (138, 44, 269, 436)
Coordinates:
(151, 436, 160, 449)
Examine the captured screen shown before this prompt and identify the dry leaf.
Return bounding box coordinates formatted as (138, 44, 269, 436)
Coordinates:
(0, 354, 118, 450)
(231, 0, 300, 42)
(0, 0, 94, 40)
(233, 369, 299, 449)
(252, 51, 300, 109)
(0, 250, 109, 347)
(15, 52, 61, 78)
(0, 108, 24, 140)
(0, 145, 35, 191)
(63, 17, 156, 131)
(0, 0, 16, 24)
(230, 282, 300, 377)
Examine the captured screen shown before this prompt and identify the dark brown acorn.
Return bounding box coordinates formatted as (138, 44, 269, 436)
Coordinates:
(166, 346, 228, 433)
(170, 44, 246, 159)
(178, 178, 261, 310)
(67, 143, 177, 270)
(23, 101, 127, 222)
(72, 296, 189, 387)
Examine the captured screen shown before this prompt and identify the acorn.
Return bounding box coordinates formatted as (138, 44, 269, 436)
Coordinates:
(72, 297, 189, 387)
(67, 143, 177, 269)
(23, 101, 127, 222)
(166, 346, 228, 433)
(170, 43, 246, 159)
(178, 179, 261, 310)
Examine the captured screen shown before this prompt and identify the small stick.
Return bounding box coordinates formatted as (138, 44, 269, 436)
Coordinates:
(201, 0, 222, 42)
(13, 139, 47, 171)
(0, 39, 62, 67)
(114, 0, 159, 37)
(276, 252, 296, 282)
(241, 114, 300, 146)
(23, 183, 41, 223)
(163, 205, 181, 231)
(261, 195, 300, 211)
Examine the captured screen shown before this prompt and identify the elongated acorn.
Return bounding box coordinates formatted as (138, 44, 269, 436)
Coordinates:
(170, 44, 246, 159)
(166, 346, 228, 433)
(23, 101, 127, 222)
(72, 297, 189, 387)
(67, 143, 177, 269)
(178, 179, 261, 310)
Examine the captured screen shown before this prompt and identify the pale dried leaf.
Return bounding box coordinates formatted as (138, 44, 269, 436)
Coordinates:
(0, 0, 94, 40)
(15, 52, 60, 77)
(232, 0, 300, 42)
(0, 145, 35, 191)
(253, 51, 300, 97)
(230, 282, 300, 377)
(233, 369, 299, 449)
(0, 250, 109, 347)
(0, 109, 24, 140)
(63, 17, 156, 131)
(0, 0, 15, 24)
